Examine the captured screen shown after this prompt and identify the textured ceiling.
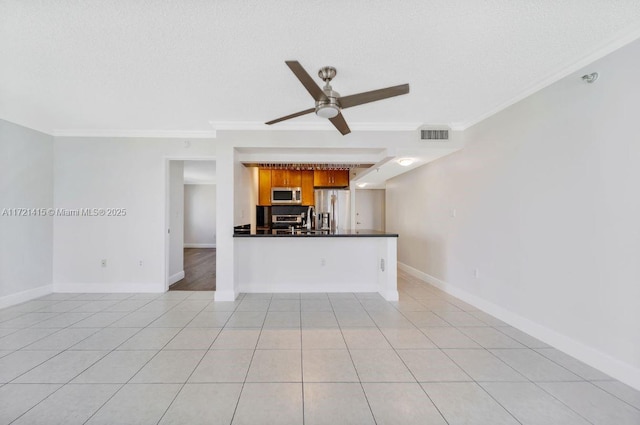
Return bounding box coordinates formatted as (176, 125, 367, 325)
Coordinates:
(1, 0, 640, 134)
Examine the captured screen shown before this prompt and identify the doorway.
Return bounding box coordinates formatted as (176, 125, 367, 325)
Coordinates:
(166, 159, 217, 291)
(355, 188, 386, 231)
(169, 248, 216, 291)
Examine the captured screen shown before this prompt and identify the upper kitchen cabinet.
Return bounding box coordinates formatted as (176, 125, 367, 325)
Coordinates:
(301, 170, 314, 205)
(314, 169, 349, 188)
(258, 168, 272, 206)
(271, 169, 302, 187)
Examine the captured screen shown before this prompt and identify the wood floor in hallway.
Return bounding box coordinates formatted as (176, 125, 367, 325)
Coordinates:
(169, 248, 216, 291)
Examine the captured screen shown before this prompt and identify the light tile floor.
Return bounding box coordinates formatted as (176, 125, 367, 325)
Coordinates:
(0, 270, 639, 424)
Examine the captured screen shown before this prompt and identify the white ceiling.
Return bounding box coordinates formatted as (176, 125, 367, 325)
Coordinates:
(2, 1, 640, 135)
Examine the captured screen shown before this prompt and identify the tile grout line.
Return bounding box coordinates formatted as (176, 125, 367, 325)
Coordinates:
(355, 293, 452, 425)
(7, 293, 166, 425)
(404, 290, 528, 425)
(399, 281, 534, 424)
(1, 295, 142, 421)
(152, 294, 224, 425)
(4, 294, 163, 388)
(2, 283, 639, 423)
(299, 294, 306, 425)
(2, 294, 170, 423)
(227, 294, 271, 425)
(78, 292, 203, 425)
(402, 278, 600, 425)
(330, 294, 379, 425)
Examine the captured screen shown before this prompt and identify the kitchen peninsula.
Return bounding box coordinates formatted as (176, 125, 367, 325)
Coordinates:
(234, 229, 399, 300)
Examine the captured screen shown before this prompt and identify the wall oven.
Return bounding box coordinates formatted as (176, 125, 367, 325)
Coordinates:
(271, 214, 303, 234)
(271, 187, 302, 204)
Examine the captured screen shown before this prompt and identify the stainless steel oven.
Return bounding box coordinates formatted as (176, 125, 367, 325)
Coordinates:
(272, 214, 302, 226)
(272, 227, 296, 235)
(271, 187, 302, 204)
(271, 214, 302, 234)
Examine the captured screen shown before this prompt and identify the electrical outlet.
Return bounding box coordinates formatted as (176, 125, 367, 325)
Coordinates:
(380, 258, 385, 271)
(320, 258, 326, 267)
(474, 268, 480, 278)
(139, 260, 143, 267)
(101, 259, 107, 268)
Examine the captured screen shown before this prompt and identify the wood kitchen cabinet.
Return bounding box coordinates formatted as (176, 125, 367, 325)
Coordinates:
(271, 169, 301, 187)
(258, 168, 272, 206)
(301, 170, 314, 205)
(313, 169, 349, 187)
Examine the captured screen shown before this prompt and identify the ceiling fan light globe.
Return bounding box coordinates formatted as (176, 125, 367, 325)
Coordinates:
(316, 104, 340, 119)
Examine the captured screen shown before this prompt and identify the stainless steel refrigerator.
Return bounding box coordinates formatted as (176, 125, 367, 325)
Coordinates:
(314, 189, 351, 232)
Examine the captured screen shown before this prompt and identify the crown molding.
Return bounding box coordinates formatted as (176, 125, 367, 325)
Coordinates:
(457, 25, 640, 131)
(208, 121, 423, 132)
(52, 129, 218, 138)
(51, 122, 425, 138)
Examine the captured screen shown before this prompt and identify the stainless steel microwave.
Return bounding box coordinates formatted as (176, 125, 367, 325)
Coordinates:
(271, 187, 302, 204)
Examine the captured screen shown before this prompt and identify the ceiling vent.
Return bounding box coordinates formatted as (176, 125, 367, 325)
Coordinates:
(420, 128, 449, 141)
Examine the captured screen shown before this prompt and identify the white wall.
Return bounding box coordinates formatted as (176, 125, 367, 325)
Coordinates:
(0, 119, 54, 306)
(355, 189, 385, 231)
(184, 184, 216, 247)
(234, 152, 254, 226)
(49, 130, 455, 301)
(52, 138, 216, 293)
(235, 236, 398, 300)
(168, 160, 184, 283)
(387, 38, 640, 389)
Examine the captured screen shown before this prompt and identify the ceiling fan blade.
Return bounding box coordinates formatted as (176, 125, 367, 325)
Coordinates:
(285, 60, 327, 102)
(329, 112, 351, 135)
(265, 108, 315, 125)
(339, 84, 410, 109)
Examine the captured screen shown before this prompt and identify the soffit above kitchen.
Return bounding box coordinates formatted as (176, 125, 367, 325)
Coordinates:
(236, 143, 459, 189)
(2, 1, 640, 137)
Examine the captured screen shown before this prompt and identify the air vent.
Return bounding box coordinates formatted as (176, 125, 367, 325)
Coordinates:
(421, 129, 449, 140)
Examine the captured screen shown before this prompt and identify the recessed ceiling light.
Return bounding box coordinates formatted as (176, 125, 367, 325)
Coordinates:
(356, 182, 368, 188)
(397, 158, 415, 167)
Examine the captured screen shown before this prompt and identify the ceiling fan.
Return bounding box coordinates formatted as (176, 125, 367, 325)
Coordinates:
(265, 61, 410, 135)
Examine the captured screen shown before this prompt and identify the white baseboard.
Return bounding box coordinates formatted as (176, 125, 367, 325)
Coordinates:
(168, 271, 185, 286)
(53, 282, 165, 293)
(214, 290, 237, 301)
(0, 284, 53, 309)
(398, 262, 640, 391)
(184, 243, 216, 248)
(239, 282, 377, 294)
(379, 290, 400, 301)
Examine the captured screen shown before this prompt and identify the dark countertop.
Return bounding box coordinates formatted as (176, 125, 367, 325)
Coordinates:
(234, 228, 398, 238)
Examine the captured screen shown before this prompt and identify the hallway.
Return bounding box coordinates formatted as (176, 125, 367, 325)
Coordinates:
(169, 248, 216, 291)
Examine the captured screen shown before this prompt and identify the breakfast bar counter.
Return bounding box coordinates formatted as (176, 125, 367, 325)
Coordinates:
(234, 229, 399, 300)
(234, 229, 398, 237)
